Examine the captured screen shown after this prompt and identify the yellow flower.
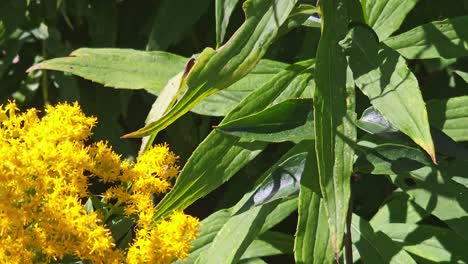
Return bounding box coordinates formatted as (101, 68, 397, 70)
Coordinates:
(126, 211, 199, 264)
(0, 101, 199, 263)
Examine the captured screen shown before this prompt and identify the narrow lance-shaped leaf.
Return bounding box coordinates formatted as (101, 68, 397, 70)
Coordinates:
(153, 60, 314, 220)
(176, 198, 298, 264)
(27, 48, 187, 95)
(294, 145, 333, 263)
(195, 199, 294, 264)
(124, 0, 298, 138)
(215, 0, 241, 47)
(362, 0, 418, 40)
(215, 99, 314, 142)
(192, 59, 289, 116)
(342, 26, 436, 163)
(194, 142, 310, 263)
(140, 72, 184, 151)
(314, 0, 356, 257)
(179, 143, 310, 263)
(384, 16, 468, 59)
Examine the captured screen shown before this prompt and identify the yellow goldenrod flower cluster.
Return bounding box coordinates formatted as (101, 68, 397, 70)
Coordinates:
(0, 101, 199, 264)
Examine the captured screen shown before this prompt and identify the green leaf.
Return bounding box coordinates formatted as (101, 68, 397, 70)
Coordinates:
(355, 144, 468, 239)
(27, 48, 187, 95)
(314, 0, 356, 255)
(195, 201, 282, 264)
(343, 26, 436, 163)
(236, 141, 311, 210)
(294, 146, 333, 264)
(153, 60, 314, 220)
(454, 70, 468, 84)
(215, 0, 241, 47)
(108, 216, 135, 245)
(241, 232, 294, 259)
(124, 0, 298, 138)
(352, 215, 417, 263)
(427, 96, 468, 142)
(192, 59, 289, 116)
(188, 142, 310, 263)
(357, 107, 399, 135)
(177, 197, 298, 264)
(216, 99, 314, 142)
(358, 106, 468, 159)
(147, 0, 212, 50)
(175, 142, 310, 264)
(375, 223, 468, 263)
(140, 72, 185, 151)
(194, 199, 298, 264)
(370, 191, 428, 226)
(278, 4, 320, 36)
(362, 0, 418, 40)
(384, 16, 468, 59)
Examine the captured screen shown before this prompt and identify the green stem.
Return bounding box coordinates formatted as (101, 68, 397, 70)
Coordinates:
(41, 40, 49, 105)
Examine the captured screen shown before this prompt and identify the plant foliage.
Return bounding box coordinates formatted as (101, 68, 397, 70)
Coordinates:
(2, 0, 468, 263)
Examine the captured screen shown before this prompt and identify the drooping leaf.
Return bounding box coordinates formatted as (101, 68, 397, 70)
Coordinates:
(216, 99, 314, 142)
(355, 144, 468, 239)
(352, 215, 417, 263)
(427, 96, 468, 142)
(362, 0, 418, 40)
(343, 26, 436, 163)
(215, 0, 241, 47)
(147, 0, 212, 51)
(384, 16, 468, 59)
(27, 48, 187, 95)
(375, 223, 468, 263)
(294, 146, 333, 264)
(153, 60, 314, 220)
(124, 0, 298, 138)
(192, 59, 289, 116)
(314, 0, 356, 255)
